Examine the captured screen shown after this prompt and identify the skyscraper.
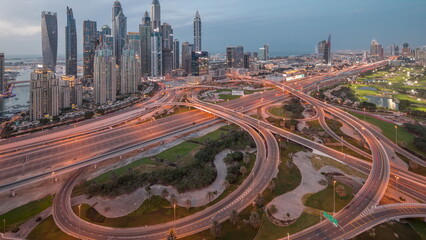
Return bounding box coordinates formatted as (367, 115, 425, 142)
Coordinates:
(151, 30, 163, 77)
(93, 42, 118, 105)
(243, 52, 251, 69)
(194, 10, 202, 52)
(100, 25, 113, 49)
(161, 23, 173, 76)
(127, 32, 141, 56)
(41, 11, 58, 72)
(83, 20, 99, 80)
(0, 53, 4, 94)
(151, 0, 161, 30)
(191, 51, 209, 76)
(121, 44, 140, 94)
(226, 46, 244, 68)
(30, 68, 60, 120)
(318, 40, 327, 56)
(402, 43, 411, 58)
(324, 34, 331, 65)
(65, 7, 77, 76)
(139, 11, 152, 78)
(182, 42, 194, 75)
(60, 75, 82, 108)
(112, 1, 127, 65)
(173, 39, 180, 69)
(370, 39, 384, 59)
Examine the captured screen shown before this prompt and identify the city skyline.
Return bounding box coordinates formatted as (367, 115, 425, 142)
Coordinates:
(0, 0, 425, 57)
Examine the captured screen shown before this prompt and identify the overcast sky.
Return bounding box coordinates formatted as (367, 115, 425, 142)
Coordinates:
(0, 0, 425, 57)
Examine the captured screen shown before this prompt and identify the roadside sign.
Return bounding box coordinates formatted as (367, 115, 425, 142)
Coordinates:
(323, 212, 338, 226)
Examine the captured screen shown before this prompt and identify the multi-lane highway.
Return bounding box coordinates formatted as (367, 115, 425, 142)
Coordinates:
(2, 61, 425, 239)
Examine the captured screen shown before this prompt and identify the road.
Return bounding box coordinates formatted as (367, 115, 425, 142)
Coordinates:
(53, 99, 281, 240)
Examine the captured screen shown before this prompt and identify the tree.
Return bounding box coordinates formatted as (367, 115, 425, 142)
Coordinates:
(239, 166, 247, 177)
(206, 191, 215, 202)
(52, 115, 60, 122)
(268, 204, 278, 215)
(249, 211, 261, 229)
(145, 186, 152, 199)
(166, 229, 177, 240)
(335, 185, 347, 200)
(185, 199, 192, 211)
(84, 111, 94, 119)
(243, 154, 251, 164)
(223, 180, 230, 189)
(210, 220, 222, 239)
(255, 194, 265, 208)
(229, 210, 240, 226)
(268, 179, 276, 192)
(170, 194, 177, 206)
(161, 189, 169, 199)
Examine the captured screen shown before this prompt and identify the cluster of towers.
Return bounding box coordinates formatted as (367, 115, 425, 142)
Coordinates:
(31, 0, 204, 120)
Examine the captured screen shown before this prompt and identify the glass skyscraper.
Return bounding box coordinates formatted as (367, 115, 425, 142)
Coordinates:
(66, 7, 77, 76)
(41, 11, 58, 72)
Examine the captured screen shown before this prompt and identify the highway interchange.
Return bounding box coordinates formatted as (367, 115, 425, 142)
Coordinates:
(1, 61, 425, 239)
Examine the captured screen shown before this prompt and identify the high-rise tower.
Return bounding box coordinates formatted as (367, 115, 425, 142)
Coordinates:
(324, 34, 331, 65)
(83, 20, 99, 80)
(41, 11, 58, 72)
(30, 68, 60, 120)
(65, 7, 77, 76)
(112, 1, 127, 65)
(121, 44, 140, 95)
(94, 42, 118, 105)
(139, 11, 152, 77)
(151, 0, 161, 30)
(0, 53, 4, 94)
(194, 10, 202, 52)
(151, 30, 163, 77)
(173, 39, 180, 70)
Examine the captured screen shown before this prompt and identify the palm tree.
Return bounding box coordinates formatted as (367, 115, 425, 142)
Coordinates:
(161, 189, 169, 199)
(229, 210, 240, 226)
(206, 191, 215, 202)
(240, 166, 247, 177)
(222, 180, 230, 189)
(145, 186, 152, 199)
(170, 194, 177, 206)
(210, 220, 222, 239)
(249, 211, 261, 228)
(243, 154, 251, 164)
(185, 199, 192, 211)
(268, 179, 276, 192)
(255, 194, 265, 208)
(335, 185, 347, 200)
(166, 229, 177, 240)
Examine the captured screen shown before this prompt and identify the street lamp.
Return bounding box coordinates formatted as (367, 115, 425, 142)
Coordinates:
(3, 219, 5, 234)
(395, 176, 400, 197)
(394, 125, 398, 145)
(287, 232, 290, 240)
(78, 204, 81, 239)
(333, 181, 336, 215)
(363, 108, 366, 122)
(173, 204, 176, 229)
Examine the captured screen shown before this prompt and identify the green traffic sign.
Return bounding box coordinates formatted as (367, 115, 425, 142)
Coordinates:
(323, 212, 338, 226)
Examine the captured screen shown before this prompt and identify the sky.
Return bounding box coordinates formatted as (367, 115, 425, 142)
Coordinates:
(0, 0, 425, 57)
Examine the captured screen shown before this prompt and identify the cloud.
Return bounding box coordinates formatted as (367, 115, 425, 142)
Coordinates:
(0, 20, 40, 37)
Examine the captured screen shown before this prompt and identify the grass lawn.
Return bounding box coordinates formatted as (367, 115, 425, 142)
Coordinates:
(268, 105, 287, 118)
(156, 141, 202, 163)
(353, 220, 422, 240)
(310, 155, 367, 179)
(394, 94, 426, 105)
(255, 213, 320, 240)
(304, 182, 353, 213)
(407, 218, 426, 240)
(0, 195, 53, 231)
(219, 94, 241, 101)
(27, 216, 77, 240)
(395, 152, 426, 177)
(192, 129, 226, 144)
(325, 118, 370, 153)
(73, 152, 257, 228)
(181, 205, 260, 240)
(347, 111, 423, 155)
